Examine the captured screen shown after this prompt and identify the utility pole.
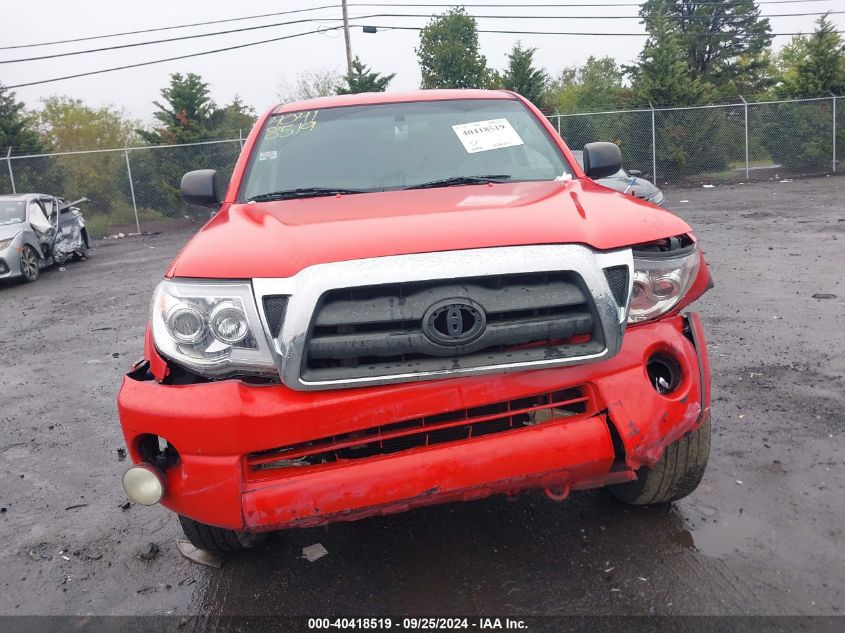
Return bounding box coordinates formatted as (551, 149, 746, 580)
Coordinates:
(342, 0, 353, 76)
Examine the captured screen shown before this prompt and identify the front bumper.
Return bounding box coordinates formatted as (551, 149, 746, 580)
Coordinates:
(118, 313, 710, 532)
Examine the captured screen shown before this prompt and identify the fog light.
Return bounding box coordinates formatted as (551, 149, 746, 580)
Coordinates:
(122, 464, 165, 505)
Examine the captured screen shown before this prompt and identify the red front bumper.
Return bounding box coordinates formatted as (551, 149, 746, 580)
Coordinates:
(117, 313, 710, 532)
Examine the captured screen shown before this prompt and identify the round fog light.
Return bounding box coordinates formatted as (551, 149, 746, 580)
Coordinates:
(122, 464, 165, 505)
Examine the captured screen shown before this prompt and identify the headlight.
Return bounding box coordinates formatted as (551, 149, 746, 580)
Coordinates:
(628, 247, 700, 323)
(151, 280, 275, 377)
(0, 237, 14, 250)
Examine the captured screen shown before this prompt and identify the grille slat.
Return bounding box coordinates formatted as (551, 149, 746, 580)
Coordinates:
(314, 279, 588, 327)
(303, 272, 603, 381)
(247, 386, 593, 473)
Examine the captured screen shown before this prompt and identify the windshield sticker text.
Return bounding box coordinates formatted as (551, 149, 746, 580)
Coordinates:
(451, 118, 524, 154)
(265, 110, 319, 141)
(259, 151, 278, 161)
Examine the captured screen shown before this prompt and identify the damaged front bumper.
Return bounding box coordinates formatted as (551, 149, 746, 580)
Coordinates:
(117, 313, 710, 532)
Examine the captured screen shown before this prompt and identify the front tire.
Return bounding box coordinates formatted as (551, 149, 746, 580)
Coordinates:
(608, 415, 711, 505)
(178, 515, 267, 553)
(19, 245, 40, 283)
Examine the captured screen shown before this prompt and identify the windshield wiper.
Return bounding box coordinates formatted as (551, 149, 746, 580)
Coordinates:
(248, 187, 371, 202)
(404, 175, 512, 190)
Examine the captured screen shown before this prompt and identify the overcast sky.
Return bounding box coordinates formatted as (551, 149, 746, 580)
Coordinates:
(2, 0, 843, 126)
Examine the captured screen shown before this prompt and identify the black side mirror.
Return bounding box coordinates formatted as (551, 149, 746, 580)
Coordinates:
(181, 169, 221, 208)
(582, 142, 623, 180)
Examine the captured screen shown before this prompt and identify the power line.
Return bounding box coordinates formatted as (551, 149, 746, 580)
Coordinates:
(365, 23, 845, 36)
(0, 17, 343, 64)
(4, 26, 344, 90)
(3, 8, 841, 64)
(0, 0, 835, 51)
(0, 4, 341, 51)
(8, 16, 841, 91)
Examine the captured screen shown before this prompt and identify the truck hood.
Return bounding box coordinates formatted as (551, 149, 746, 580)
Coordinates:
(168, 179, 692, 279)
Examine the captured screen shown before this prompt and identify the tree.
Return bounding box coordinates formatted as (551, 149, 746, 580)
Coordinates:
(773, 15, 845, 98)
(416, 8, 490, 89)
(38, 96, 137, 150)
(628, 10, 729, 178)
(277, 70, 342, 103)
(629, 10, 710, 107)
(499, 42, 549, 107)
(639, 0, 772, 93)
(36, 96, 139, 221)
(0, 83, 41, 153)
(762, 15, 845, 171)
(337, 57, 395, 94)
(548, 56, 630, 113)
(213, 95, 257, 138)
(138, 73, 218, 144)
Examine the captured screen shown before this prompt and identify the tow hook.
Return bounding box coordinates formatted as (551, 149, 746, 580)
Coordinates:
(544, 482, 571, 501)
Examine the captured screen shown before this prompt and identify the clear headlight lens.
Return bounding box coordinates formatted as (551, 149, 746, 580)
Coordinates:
(0, 237, 14, 250)
(151, 280, 275, 376)
(628, 248, 700, 323)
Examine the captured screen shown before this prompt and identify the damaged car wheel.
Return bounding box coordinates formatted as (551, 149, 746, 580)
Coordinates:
(19, 245, 40, 282)
(178, 515, 268, 553)
(608, 415, 711, 505)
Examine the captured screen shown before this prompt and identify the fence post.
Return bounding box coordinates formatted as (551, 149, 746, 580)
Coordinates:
(239, 128, 244, 150)
(832, 93, 837, 173)
(124, 141, 141, 234)
(649, 102, 657, 182)
(554, 111, 561, 136)
(739, 96, 750, 180)
(5, 147, 16, 194)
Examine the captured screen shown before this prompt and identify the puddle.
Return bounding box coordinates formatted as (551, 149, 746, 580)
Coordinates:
(672, 507, 774, 558)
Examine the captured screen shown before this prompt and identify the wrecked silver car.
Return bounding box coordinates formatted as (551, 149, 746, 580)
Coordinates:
(572, 150, 664, 206)
(0, 194, 90, 283)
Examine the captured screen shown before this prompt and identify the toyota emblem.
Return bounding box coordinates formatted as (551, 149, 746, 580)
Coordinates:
(422, 299, 486, 346)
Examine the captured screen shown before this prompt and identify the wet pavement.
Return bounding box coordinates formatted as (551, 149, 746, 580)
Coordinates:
(0, 177, 843, 617)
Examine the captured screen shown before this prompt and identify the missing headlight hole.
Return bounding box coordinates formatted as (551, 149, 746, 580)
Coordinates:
(647, 353, 682, 395)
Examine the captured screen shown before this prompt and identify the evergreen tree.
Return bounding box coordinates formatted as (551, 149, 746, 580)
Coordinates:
(416, 8, 491, 89)
(337, 57, 396, 94)
(500, 42, 549, 107)
(774, 15, 845, 98)
(629, 10, 710, 106)
(0, 83, 41, 152)
(138, 73, 218, 144)
(640, 0, 772, 94)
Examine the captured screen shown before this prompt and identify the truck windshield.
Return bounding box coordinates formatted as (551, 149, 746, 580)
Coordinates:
(240, 99, 569, 201)
(0, 200, 26, 225)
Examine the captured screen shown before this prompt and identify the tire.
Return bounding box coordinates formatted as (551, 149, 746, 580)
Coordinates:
(608, 415, 711, 505)
(178, 515, 267, 554)
(19, 245, 40, 283)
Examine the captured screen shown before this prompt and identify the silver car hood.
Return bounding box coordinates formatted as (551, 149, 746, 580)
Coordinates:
(0, 222, 27, 241)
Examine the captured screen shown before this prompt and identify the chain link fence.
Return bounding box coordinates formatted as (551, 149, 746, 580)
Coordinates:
(550, 95, 842, 186)
(2, 138, 242, 238)
(1, 96, 841, 237)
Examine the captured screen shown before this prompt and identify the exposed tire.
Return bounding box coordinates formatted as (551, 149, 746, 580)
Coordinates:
(19, 245, 40, 283)
(608, 415, 711, 505)
(178, 515, 267, 554)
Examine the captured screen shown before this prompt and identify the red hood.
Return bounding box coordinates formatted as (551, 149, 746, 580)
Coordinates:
(168, 179, 691, 279)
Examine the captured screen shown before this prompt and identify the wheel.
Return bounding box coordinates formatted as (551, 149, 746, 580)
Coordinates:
(178, 515, 267, 553)
(19, 245, 40, 283)
(608, 415, 711, 505)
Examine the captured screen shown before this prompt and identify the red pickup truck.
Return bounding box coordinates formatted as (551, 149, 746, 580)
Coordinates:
(118, 89, 712, 553)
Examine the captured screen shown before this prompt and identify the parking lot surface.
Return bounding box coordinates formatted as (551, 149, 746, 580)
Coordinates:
(0, 177, 843, 618)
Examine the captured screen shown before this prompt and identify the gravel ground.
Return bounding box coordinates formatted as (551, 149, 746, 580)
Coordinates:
(0, 177, 843, 619)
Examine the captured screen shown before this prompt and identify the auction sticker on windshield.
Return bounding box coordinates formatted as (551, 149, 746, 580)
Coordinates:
(452, 118, 524, 154)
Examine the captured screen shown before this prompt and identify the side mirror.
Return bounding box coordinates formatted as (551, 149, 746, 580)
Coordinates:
(582, 142, 623, 180)
(181, 169, 221, 208)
